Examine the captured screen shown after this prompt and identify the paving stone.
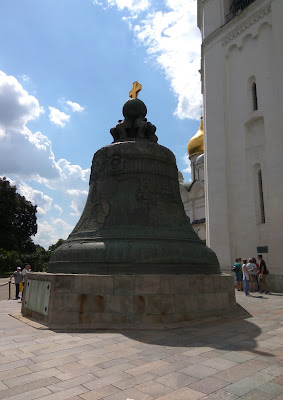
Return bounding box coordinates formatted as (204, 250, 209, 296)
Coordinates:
(220, 352, 255, 363)
(0, 376, 59, 400)
(0, 358, 34, 372)
(56, 362, 87, 373)
(112, 372, 157, 390)
(0, 381, 8, 390)
(78, 355, 111, 367)
(37, 385, 88, 399)
(200, 389, 239, 399)
(200, 357, 238, 371)
(224, 372, 275, 396)
(93, 362, 135, 378)
(212, 360, 271, 383)
(153, 360, 189, 376)
(180, 364, 219, 379)
(56, 365, 101, 381)
(0, 354, 20, 364)
(95, 357, 129, 369)
(258, 382, 283, 396)
(156, 371, 199, 388)
(181, 355, 210, 365)
(273, 375, 283, 385)
(28, 355, 78, 371)
(2, 387, 52, 400)
(30, 344, 95, 363)
(257, 340, 283, 350)
(0, 367, 31, 381)
(136, 380, 173, 397)
(125, 360, 171, 376)
(154, 387, 205, 399)
(80, 385, 121, 400)
(3, 367, 61, 388)
(182, 347, 214, 356)
(103, 387, 153, 400)
(46, 373, 95, 392)
(188, 376, 230, 394)
(83, 372, 130, 390)
(235, 389, 273, 399)
(0, 293, 283, 400)
(261, 363, 283, 377)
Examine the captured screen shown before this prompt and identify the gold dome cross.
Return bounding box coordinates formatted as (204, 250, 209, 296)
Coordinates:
(129, 81, 142, 98)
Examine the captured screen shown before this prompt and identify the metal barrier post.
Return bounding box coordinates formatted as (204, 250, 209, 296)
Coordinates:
(8, 281, 11, 300)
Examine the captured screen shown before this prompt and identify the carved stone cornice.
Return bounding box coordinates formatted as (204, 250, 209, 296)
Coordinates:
(222, 2, 271, 45)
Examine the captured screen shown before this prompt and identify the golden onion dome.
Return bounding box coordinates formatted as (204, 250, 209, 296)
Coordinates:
(187, 116, 204, 157)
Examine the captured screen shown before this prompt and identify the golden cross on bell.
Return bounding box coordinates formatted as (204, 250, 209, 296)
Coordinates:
(129, 81, 142, 99)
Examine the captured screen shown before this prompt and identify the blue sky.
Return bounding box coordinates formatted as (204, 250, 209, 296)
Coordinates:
(0, 0, 202, 248)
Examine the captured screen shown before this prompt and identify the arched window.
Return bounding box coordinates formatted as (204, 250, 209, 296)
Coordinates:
(252, 82, 258, 111)
(258, 169, 265, 223)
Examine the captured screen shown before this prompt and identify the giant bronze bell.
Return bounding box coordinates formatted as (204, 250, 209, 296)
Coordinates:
(48, 83, 220, 275)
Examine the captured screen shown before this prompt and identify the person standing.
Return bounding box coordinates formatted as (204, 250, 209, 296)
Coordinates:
(9, 267, 22, 299)
(247, 258, 257, 292)
(258, 255, 269, 294)
(233, 258, 243, 291)
(252, 257, 260, 291)
(21, 264, 31, 299)
(242, 259, 250, 296)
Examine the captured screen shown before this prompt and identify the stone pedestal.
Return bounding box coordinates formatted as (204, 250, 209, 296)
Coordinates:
(22, 272, 237, 329)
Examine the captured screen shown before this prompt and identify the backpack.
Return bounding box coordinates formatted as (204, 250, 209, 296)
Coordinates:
(232, 265, 238, 273)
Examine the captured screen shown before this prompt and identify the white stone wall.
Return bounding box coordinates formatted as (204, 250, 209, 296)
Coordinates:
(198, 0, 283, 281)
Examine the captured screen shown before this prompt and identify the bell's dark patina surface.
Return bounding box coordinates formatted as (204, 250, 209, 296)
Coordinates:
(48, 98, 220, 275)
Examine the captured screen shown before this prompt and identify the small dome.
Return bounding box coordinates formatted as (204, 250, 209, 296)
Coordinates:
(187, 117, 204, 157)
(178, 170, 184, 183)
(196, 153, 204, 165)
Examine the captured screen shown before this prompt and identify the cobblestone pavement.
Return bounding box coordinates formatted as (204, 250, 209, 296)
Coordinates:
(0, 291, 282, 400)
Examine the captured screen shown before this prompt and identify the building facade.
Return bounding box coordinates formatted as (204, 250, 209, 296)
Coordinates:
(197, 0, 283, 290)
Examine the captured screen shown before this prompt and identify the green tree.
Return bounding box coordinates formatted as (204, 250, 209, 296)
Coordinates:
(21, 245, 51, 272)
(0, 249, 21, 274)
(0, 177, 37, 253)
(48, 238, 65, 252)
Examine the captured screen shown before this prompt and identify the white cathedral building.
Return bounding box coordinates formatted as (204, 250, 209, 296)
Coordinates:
(195, 0, 283, 291)
(179, 117, 206, 242)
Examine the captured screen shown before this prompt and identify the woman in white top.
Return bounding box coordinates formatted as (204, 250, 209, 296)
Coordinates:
(242, 259, 250, 296)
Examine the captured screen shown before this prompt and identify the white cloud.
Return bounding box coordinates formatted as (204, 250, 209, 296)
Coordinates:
(48, 106, 70, 127)
(0, 127, 61, 180)
(0, 70, 90, 248)
(21, 74, 31, 83)
(54, 204, 63, 214)
(0, 71, 44, 131)
(66, 189, 88, 216)
(18, 182, 53, 216)
(66, 100, 85, 112)
(94, 0, 149, 13)
(35, 219, 73, 249)
(182, 152, 191, 175)
(95, 0, 202, 119)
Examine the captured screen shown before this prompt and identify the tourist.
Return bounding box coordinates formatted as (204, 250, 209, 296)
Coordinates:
(258, 255, 269, 294)
(242, 259, 250, 296)
(233, 258, 243, 291)
(252, 257, 260, 291)
(9, 267, 22, 299)
(21, 264, 31, 299)
(247, 258, 257, 292)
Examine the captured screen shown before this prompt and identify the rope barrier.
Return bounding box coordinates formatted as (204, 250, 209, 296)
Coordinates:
(0, 282, 10, 287)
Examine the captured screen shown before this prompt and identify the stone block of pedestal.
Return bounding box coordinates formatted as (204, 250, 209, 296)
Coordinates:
(21, 272, 238, 330)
